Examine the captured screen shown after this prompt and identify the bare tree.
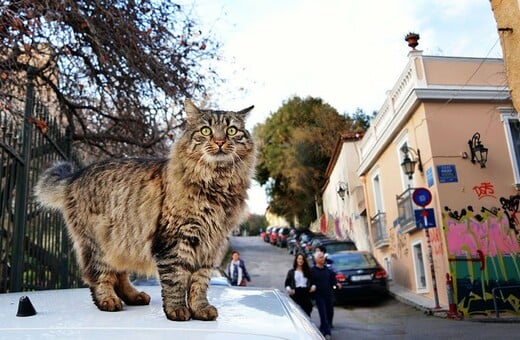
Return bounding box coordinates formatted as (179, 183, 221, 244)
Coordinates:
(0, 0, 222, 159)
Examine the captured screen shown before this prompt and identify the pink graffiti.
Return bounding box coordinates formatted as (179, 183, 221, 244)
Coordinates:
(487, 215, 520, 254)
(446, 215, 520, 256)
(446, 219, 479, 256)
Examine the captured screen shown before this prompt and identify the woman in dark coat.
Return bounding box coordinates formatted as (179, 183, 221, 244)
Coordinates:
(284, 253, 316, 316)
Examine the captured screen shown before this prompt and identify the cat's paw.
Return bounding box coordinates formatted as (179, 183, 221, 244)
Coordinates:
(164, 306, 191, 321)
(98, 297, 123, 312)
(125, 291, 151, 306)
(191, 304, 218, 321)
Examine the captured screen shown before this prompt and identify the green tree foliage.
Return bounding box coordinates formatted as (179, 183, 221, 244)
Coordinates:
(347, 107, 373, 131)
(239, 214, 267, 236)
(254, 96, 361, 227)
(0, 0, 221, 159)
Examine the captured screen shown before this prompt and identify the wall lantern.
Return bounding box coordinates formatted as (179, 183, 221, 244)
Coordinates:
(337, 181, 348, 200)
(400, 146, 423, 180)
(468, 132, 488, 168)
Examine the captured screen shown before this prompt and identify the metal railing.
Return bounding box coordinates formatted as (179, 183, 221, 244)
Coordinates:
(0, 69, 83, 292)
(492, 285, 520, 318)
(370, 211, 388, 247)
(396, 186, 417, 233)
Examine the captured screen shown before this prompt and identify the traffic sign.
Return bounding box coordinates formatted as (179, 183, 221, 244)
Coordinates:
(414, 208, 436, 229)
(412, 187, 432, 207)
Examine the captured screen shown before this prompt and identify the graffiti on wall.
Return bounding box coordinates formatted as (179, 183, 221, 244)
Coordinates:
(389, 228, 408, 259)
(443, 198, 520, 316)
(500, 194, 520, 233)
(325, 211, 356, 240)
(428, 227, 444, 257)
(472, 182, 496, 200)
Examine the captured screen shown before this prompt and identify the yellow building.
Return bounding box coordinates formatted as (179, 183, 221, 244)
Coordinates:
(323, 48, 520, 317)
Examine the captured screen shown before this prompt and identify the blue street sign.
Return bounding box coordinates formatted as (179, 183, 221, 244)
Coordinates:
(412, 187, 432, 207)
(426, 167, 434, 187)
(437, 164, 458, 183)
(414, 208, 436, 229)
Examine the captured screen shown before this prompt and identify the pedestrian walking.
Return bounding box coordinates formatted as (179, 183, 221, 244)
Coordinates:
(284, 253, 316, 316)
(311, 251, 341, 339)
(226, 250, 251, 286)
(313, 246, 335, 327)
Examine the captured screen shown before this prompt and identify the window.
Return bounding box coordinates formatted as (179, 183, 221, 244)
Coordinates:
(502, 109, 520, 184)
(371, 171, 388, 248)
(372, 172, 384, 213)
(412, 241, 427, 292)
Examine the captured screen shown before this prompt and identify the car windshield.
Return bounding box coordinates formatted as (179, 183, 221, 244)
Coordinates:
(326, 242, 356, 253)
(331, 253, 378, 270)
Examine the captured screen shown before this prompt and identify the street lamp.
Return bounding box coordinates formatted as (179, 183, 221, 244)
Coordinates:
(468, 132, 488, 168)
(400, 146, 423, 179)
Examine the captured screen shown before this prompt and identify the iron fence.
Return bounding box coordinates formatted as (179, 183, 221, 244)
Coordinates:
(0, 70, 83, 292)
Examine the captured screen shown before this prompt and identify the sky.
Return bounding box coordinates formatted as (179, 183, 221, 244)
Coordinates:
(178, 0, 503, 215)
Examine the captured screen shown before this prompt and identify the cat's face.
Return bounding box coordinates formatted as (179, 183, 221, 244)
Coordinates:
(182, 100, 255, 165)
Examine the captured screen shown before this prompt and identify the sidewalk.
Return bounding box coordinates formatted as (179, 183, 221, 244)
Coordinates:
(388, 281, 520, 323)
(388, 282, 448, 316)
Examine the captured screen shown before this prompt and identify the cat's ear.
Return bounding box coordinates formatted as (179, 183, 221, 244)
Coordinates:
(185, 99, 201, 123)
(237, 105, 254, 117)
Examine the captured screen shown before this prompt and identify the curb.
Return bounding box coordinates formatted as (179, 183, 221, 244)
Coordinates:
(389, 287, 520, 323)
(388, 289, 447, 316)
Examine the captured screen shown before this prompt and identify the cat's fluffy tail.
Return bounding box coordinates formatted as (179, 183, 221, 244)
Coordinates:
(34, 161, 74, 210)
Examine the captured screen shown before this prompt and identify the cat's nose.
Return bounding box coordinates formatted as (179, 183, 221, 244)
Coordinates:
(215, 140, 225, 147)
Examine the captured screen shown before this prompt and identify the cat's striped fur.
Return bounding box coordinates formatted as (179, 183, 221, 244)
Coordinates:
(34, 100, 256, 321)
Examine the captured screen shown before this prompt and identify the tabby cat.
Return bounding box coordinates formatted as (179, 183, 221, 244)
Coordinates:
(34, 100, 256, 321)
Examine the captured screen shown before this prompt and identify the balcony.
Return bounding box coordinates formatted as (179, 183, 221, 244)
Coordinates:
(370, 211, 388, 248)
(396, 187, 418, 233)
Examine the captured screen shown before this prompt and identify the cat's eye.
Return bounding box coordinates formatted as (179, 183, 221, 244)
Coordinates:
(227, 126, 238, 136)
(200, 127, 212, 136)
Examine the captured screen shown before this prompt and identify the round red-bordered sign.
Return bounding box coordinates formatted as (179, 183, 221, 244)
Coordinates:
(412, 187, 432, 207)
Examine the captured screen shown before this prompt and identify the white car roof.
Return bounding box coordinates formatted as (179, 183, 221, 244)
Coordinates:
(0, 285, 324, 340)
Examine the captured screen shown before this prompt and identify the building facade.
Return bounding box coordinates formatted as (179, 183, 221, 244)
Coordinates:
(491, 0, 520, 119)
(323, 49, 520, 317)
(320, 132, 371, 251)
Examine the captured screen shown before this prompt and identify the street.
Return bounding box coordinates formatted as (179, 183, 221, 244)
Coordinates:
(228, 236, 518, 340)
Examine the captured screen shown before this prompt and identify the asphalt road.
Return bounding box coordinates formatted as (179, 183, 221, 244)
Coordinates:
(228, 236, 518, 340)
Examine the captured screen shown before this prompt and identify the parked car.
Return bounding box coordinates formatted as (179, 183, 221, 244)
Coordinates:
(276, 227, 291, 247)
(269, 227, 281, 245)
(263, 226, 275, 243)
(327, 250, 389, 303)
(310, 238, 357, 256)
(0, 285, 324, 339)
(302, 233, 329, 257)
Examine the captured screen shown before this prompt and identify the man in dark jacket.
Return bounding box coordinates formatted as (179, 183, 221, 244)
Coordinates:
(311, 251, 340, 339)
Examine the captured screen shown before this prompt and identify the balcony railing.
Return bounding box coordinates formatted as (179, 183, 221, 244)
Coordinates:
(396, 187, 418, 233)
(370, 211, 388, 248)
